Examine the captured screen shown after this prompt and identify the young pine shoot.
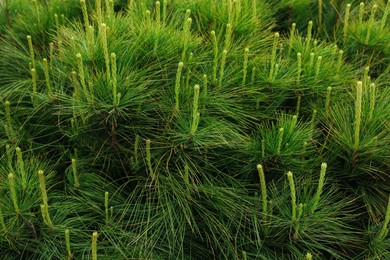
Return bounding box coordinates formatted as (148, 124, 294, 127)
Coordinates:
(111, 53, 117, 105)
(100, 23, 110, 79)
(211, 31, 218, 83)
(65, 229, 72, 260)
(38, 170, 53, 228)
(27, 35, 36, 69)
(297, 52, 302, 86)
(257, 164, 267, 216)
(311, 162, 327, 213)
(314, 56, 322, 80)
(16, 147, 27, 190)
(219, 50, 228, 88)
(72, 159, 80, 188)
(42, 58, 52, 95)
(175, 62, 184, 111)
(269, 32, 279, 80)
(105, 191, 109, 224)
(354, 81, 363, 150)
(287, 171, 297, 222)
(343, 4, 351, 44)
(8, 173, 19, 213)
(190, 85, 200, 136)
(277, 128, 284, 155)
(92, 231, 98, 260)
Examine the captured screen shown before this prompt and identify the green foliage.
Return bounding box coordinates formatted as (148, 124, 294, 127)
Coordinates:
(0, 0, 389, 259)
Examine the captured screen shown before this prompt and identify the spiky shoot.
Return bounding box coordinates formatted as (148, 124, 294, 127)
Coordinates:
(315, 56, 322, 80)
(224, 23, 232, 51)
(72, 159, 80, 188)
(287, 171, 297, 222)
(219, 50, 228, 88)
(105, 191, 109, 224)
(155, 1, 161, 23)
(257, 164, 267, 216)
(92, 231, 98, 260)
(27, 35, 35, 69)
(269, 32, 279, 80)
(100, 23, 110, 79)
(54, 14, 59, 29)
(111, 53, 117, 105)
(31, 68, 37, 101)
(354, 81, 363, 150)
(277, 128, 284, 155)
(343, 4, 351, 44)
(358, 2, 364, 25)
(252, 0, 257, 21)
(251, 67, 256, 86)
(38, 170, 53, 227)
(190, 85, 200, 136)
(76, 53, 88, 100)
(96, 0, 102, 25)
(306, 252, 313, 260)
(288, 23, 296, 56)
(42, 58, 52, 95)
(65, 229, 72, 259)
(311, 162, 327, 213)
(175, 62, 184, 111)
(182, 18, 192, 61)
(318, 0, 323, 29)
(202, 74, 208, 98)
(16, 147, 27, 190)
(296, 52, 302, 85)
(306, 21, 313, 46)
(211, 31, 218, 83)
(8, 173, 18, 213)
(309, 53, 314, 72)
(80, 0, 89, 30)
(162, 0, 168, 26)
(40, 204, 49, 226)
(80, 0, 92, 50)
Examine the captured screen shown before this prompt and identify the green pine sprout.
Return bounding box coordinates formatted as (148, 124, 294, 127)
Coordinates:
(311, 162, 327, 213)
(16, 147, 27, 190)
(65, 229, 72, 260)
(92, 231, 98, 260)
(8, 173, 19, 213)
(257, 164, 267, 216)
(343, 4, 351, 44)
(287, 171, 297, 222)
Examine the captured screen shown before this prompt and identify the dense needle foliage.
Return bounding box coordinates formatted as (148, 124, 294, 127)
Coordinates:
(0, 0, 389, 259)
